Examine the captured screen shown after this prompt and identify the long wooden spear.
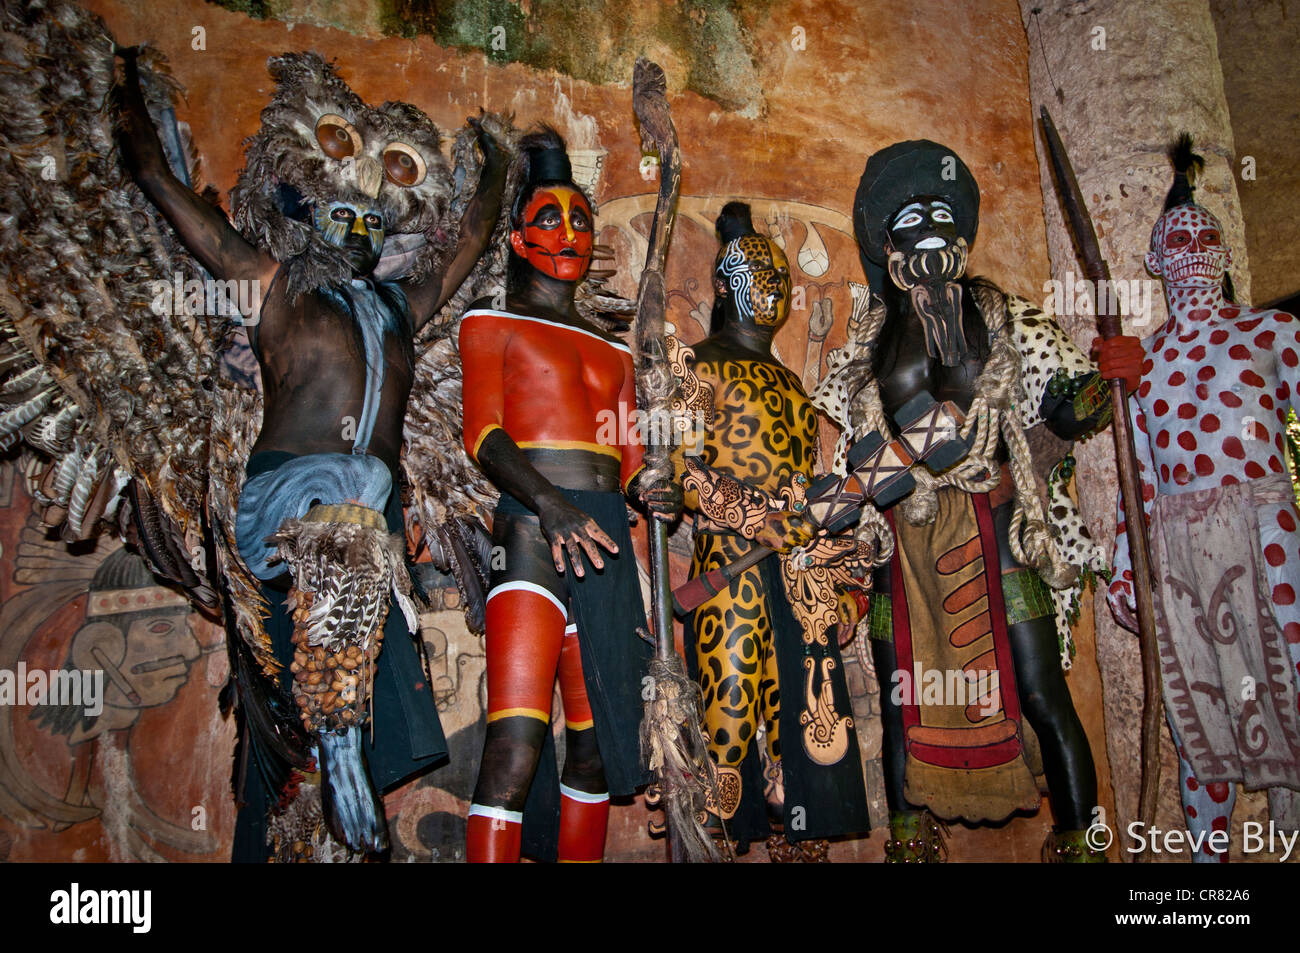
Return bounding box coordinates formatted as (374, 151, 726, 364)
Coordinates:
(1039, 107, 1161, 859)
(631, 58, 719, 862)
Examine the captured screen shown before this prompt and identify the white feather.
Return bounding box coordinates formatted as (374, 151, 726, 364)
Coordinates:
(0, 386, 54, 440)
(67, 448, 102, 538)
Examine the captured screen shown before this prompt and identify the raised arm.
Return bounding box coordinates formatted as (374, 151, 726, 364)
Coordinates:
(407, 120, 508, 331)
(114, 48, 272, 285)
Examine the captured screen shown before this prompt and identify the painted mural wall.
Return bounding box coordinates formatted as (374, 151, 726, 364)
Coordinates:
(0, 0, 1118, 862)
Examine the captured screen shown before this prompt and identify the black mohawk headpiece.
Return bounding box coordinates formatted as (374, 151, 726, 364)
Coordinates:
(510, 124, 579, 225)
(1164, 133, 1205, 211)
(715, 201, 757, 243)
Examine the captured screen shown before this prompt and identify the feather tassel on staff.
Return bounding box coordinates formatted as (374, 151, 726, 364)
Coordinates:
(630, 59, 721, 863)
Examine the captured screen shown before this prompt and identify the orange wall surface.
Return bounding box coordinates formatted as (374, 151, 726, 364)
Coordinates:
(0, 0, 1110, 863)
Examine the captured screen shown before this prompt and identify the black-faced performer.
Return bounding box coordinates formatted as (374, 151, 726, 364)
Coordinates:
(812, 141, 1143, 861)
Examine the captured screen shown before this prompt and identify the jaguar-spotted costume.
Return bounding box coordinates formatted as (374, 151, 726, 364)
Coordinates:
(688, 355, 814, 773)
(677, 203, 870, 849)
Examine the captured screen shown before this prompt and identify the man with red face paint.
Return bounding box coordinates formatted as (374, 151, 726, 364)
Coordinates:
(515, 182, 595, 282)
(459, 127, 675, 862)
(1106, 138, 1300, 860)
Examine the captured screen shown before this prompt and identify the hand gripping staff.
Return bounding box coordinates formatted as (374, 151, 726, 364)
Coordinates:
(671, 393, 970, 616)
(1040, 107, 1161, 857)
(630, 59, 719, 862)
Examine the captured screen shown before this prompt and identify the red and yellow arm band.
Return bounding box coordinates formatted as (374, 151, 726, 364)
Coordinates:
(468, 423, 504, 463)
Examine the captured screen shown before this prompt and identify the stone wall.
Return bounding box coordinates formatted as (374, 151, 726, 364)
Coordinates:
(1210, 0, 1300, 306)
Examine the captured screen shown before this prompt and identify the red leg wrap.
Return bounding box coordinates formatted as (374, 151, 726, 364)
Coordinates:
(558, 624, 595, 729)
(466, 809, 522, 864)
(557, 786, 609, 863)
(485, 585, 567, 723)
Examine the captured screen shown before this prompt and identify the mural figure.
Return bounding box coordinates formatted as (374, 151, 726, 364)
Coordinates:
(0, 518, 223, 861)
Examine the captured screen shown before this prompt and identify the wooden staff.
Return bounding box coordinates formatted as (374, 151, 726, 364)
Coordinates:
(1039, 107, 1161, 859)
(632, 58, 714, 863)
(631, 64, 679, 663)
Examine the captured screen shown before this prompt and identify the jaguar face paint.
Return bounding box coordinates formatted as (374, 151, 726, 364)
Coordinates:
(715, 234, 792, 329)
(512, 186, 593, 282)
(885, 197, 969, 366)
(314, 201, 385, 277)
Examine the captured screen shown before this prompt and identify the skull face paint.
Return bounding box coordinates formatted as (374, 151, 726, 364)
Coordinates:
(1146, 203, 1230, 288)
(884, 197, 969, 366)
(715, 234, 792, 329)
(888, 199, 959, 255)
(511, 186, 593, 282)
(314, 201, 385, 277)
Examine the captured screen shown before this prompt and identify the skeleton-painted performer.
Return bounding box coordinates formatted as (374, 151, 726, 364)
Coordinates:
(813, 140, 1142, 861)
(115, 50, 507, 856)
(459, 128, 674, 863)
(1105, 138, 1300, 861)
(674, 203, 872, 855)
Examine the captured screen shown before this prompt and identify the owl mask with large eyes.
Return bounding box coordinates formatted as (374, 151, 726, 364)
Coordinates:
(230, 52, 454, 298)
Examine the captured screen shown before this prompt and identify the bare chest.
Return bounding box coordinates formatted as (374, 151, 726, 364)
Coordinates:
(1137, 316, 1292, 489)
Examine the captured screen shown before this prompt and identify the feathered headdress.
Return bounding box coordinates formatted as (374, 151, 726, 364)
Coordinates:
(230, 53, 455, 300)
